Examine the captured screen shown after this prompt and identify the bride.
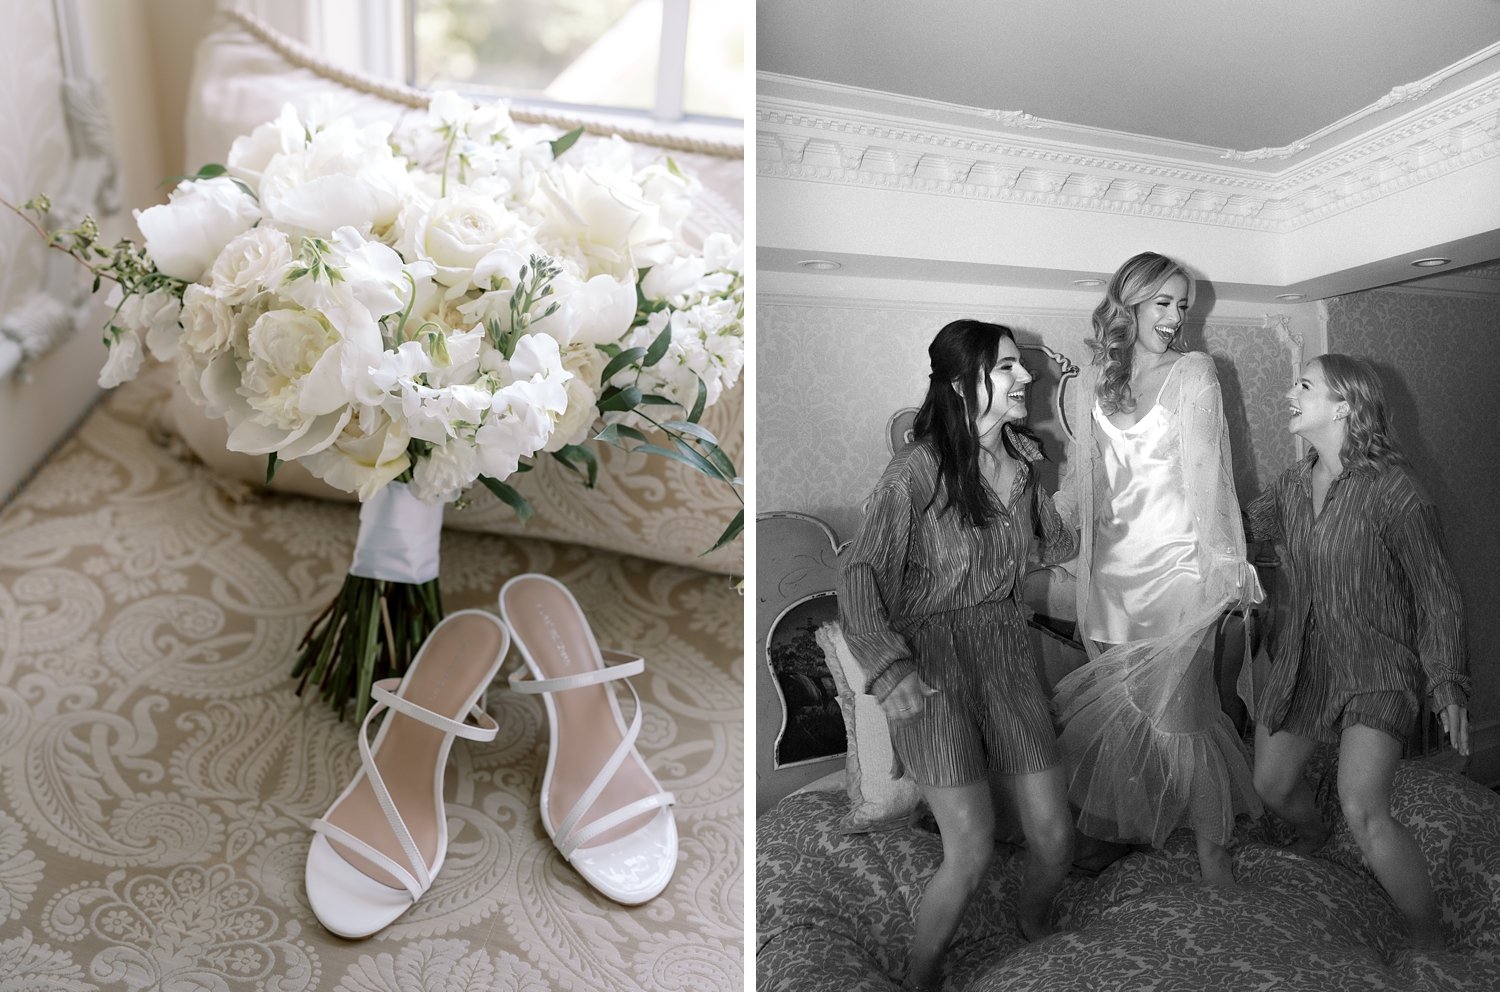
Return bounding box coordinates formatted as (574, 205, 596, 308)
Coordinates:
(1053, 251, 1262, 884)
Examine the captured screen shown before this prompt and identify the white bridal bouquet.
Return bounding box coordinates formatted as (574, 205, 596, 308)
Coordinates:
(15, 92, 743, 717)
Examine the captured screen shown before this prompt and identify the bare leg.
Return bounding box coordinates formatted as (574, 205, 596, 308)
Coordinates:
(906, 782, 995, 990)
(997, 765, 1074, 941)
(1195, 832, 1235, 886)
(1253, 723, 1328, 853)
(1338, 725, 1445, 951)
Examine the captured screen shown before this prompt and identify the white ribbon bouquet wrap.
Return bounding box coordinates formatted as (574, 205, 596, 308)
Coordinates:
(9, 91, 744, 719)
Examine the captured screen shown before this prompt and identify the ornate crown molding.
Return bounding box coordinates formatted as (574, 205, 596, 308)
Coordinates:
(758, 58, 1500, 236)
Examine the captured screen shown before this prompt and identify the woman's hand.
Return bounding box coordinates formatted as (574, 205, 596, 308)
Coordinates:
(1439, 703, 1471, 756)
(880, 672, 934, 725)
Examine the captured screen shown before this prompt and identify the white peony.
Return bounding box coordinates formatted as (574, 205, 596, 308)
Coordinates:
(547, 270, 636, 346)
(134, 176, 261, 283)
(257, 117, 412, 238)
(300, 415, 412, 501)
(532, 165, 674, 278)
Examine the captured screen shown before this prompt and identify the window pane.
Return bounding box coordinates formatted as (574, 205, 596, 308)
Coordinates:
(682, 0, 744, 119)
(413, 0, 657, 113)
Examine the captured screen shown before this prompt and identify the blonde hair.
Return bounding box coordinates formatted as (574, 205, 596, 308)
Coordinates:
(1314, 353, 1403, 469)
(1089, 251, 1195, 415)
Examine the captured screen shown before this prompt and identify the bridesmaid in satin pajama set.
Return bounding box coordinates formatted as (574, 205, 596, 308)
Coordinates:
(839, 320, 1076, 990)
(1246, 353, 1470, 951)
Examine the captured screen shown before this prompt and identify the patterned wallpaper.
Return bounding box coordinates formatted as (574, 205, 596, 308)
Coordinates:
(1325, 289, 1500, 725)
(758, 295, 1301, 543)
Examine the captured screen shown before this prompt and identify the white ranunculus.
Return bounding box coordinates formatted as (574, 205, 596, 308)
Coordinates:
(533, 165, 674, 278)
(178, 283, 237, 357)
(135, 176, 261, 283)
(98, 327, 144, 388)
(258, 117, 411, 238)
(208, 226, 292, 306)
(547, 270, 636, 346)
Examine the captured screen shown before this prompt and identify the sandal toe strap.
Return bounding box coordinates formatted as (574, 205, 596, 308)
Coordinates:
(311, 817, 425, 901)
(508, 649, 644, 695)
(558, 790, 677, 860)
(371, 678, 499, 742)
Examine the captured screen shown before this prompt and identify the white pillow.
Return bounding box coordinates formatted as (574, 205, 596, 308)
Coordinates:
(815, 622, 922, 832)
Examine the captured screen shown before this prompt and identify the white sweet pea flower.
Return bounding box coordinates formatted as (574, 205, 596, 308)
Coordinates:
(113, 288, 183, 362)
(543, 345, 605, 451)
(98, 326, 144, 388)
(135, 176, 261, 283)
(208, 226, 292, 306)
(533, 165, 674, 278)
(280, 227, 421, 337)
(258, 117, 411, 238)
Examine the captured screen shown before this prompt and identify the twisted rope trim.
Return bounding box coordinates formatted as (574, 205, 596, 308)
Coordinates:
(225, 6, 743, 159)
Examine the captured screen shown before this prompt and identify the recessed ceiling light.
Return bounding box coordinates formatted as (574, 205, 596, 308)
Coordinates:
(1410, 257, 1451, 268)
(1072, 278, 1104, 287)
(1275, 293, 1305, 302)
(798, 259, 841, 271)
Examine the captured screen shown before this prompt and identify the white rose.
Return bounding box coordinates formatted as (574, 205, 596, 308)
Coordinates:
(208, 227, 292, 306)
(300, 415, 412, 501)
(396, 191, 523, 290)
(134, 176, 261, 282)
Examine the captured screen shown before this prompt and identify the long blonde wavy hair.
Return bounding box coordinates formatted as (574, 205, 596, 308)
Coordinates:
(1089, 251, 1195, 415)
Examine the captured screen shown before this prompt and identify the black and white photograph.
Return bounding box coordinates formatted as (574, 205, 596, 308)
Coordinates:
(755, 3, 1500, 990)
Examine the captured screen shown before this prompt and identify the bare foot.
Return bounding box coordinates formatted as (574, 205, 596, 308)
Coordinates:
(1408, 923, 1447, 953)
(1018, 915, 1056, 942)
(1198, 849, 1235, 886)
(1288, 821, 1331, 856)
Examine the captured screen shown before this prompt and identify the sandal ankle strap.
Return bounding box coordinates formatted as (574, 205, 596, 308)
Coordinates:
(507, 648, 644, 695)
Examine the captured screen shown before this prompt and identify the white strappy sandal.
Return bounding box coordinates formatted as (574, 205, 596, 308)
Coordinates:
(305, 609, 509, 938)
(499, 573, 678, 904)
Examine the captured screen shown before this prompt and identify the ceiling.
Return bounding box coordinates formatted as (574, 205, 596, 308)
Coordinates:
(757, 2, 1500, 299)
(757, 0, 1500, 152)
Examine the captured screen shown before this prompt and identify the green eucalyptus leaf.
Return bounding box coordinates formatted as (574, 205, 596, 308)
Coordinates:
(688, 376, 707, 423)
(552, 444, 599, 488)
(478, 475, 534, 522)
(195, 163, 228, 179)
(594, 423, 648, 447)
(549, 126, 585, 159)
(662, 420, 720, 446)
(643, 321, 673, 367)
(600, 347, 648, 384)
(266, 452, 281, 485)
(637, 394, 676, 406)
(702, 508, 744, 555)
(597, 384, 643, 413)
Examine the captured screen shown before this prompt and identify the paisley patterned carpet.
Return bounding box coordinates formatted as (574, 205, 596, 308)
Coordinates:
(758, 754, 1500, 991)
(0, 367, 743, 990)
